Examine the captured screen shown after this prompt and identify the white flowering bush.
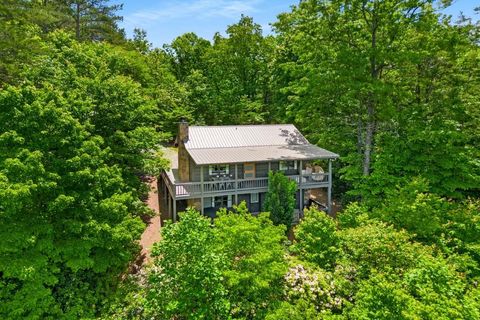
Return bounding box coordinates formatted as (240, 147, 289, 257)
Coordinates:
(284, 264, 344, 313)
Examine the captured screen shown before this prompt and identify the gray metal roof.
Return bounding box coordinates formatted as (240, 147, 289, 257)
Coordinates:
(185, 124, 339, 165)
(188, 145, 339, 165)
(185, 124, 309, 149)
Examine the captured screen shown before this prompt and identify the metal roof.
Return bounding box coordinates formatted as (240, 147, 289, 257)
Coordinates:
(185, 124, 309, 149)
(188, 145, 339, 165)
(184, 124, 339, 165)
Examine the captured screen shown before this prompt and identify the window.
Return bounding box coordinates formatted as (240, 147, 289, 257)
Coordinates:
(204, 197, 213, 208)
(209, 164, 229, 176)
(251, 193, 259, 203)
(279, 160, 297, 171)
(213, 195, 232, 208)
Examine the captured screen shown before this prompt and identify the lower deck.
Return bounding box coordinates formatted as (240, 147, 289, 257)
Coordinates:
(158, 176, 330, 224)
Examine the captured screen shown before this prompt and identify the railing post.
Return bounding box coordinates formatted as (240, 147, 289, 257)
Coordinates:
(235, 164, 238, 205)
(299, 160, 303, 212)
(328, 159, 332, 214)
(200, 166, 204, 215)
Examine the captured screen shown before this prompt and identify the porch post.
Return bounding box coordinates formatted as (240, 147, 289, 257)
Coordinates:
(157, 176, 162, 213)
(234, 164, 238, 205)
(268, 161, 271, 172)
(163, 175, 166, 201)
(299, 160, 303, 211)
(173, 196, 177, 222)
(200, 166, 205, 215)
(328, 159, 332, 214)
(168, 192, 172, 220)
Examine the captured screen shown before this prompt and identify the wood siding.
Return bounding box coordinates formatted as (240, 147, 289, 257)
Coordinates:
(188, 159, 301, 182)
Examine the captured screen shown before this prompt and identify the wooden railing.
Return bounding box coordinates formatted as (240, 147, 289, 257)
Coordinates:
(173, 173, 329, 199)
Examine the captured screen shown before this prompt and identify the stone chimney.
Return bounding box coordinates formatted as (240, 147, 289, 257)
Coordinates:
(177, 119, 190, 182)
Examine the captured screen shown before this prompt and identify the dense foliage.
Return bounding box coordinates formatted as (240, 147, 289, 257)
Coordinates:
(263, 171, 297, 230)
(1, 0, 479, 318)
(0, 3, 174, 317)
(146, 203, 287, 319)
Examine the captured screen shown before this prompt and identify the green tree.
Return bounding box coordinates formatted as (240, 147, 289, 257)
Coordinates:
(128, 28, 151, 54)
(66, 0, 124, 42)
(371, 181, 480, 278)
(0, 85, 145, 318)
(264, 171, 297, 230)
(292, 207, 339, 269)
(203, 15, 274, 125)
(273, 0, 480, 201)
(147, 209, 229, 319)
(213, 202, 288, 319)
(0, 0, 44, 84)
(166, 16, 275, 125)
(164, 32, 211, 82)
(25, 32, 169, 190)
(0, 31, 172, 318)
(347, 274, 420, 320)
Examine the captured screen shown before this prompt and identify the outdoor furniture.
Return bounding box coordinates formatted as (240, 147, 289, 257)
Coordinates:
(312, 166, 325, 181)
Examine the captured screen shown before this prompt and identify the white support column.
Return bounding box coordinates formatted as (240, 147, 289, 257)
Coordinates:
(234, 164, 238, 205)
(200, 166, 204, 215)
(328, 159, 333, 214)
(268, 161, 271, 172)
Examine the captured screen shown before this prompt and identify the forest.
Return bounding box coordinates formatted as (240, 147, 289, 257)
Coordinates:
(0, 0, 479, 319)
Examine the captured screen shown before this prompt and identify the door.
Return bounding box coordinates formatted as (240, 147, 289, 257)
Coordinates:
(244, 163, 255, 179)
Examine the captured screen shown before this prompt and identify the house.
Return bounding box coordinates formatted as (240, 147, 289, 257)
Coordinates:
(158, 120, 339, 222)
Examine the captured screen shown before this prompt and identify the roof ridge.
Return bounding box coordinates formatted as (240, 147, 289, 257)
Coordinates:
(186, 143, 311, 150)
(189, 124, 295, 128)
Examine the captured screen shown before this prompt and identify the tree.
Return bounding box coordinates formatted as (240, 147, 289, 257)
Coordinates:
(0, 31, 172, 318)
(273, 0, 480, 201)
(292, 207, 340, 269)
(283, 264, 344, 315)
(289, 206, 479, 318)
(0, 85, 146, 318)
(66, 0, 124, 42)
(203, 15, 275, 125)
(128, 28, 151, 54)
(263, 171, 297, 230)
(0, 0, 44, 84)
(25, 31, 169, 191)
(146, 203, 288, 319)
(276, 0, 443, 176)
(213, 202, 288, 319)
(165, 16, 275, 125)
(164, 32, 211, 82)
(147, 209, 229, 319)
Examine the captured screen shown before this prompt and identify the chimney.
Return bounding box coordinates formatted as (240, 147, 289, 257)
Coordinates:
(177, 119, 190, 182)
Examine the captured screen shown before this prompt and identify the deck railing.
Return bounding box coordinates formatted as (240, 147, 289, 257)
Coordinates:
(173, 172, 329, 199)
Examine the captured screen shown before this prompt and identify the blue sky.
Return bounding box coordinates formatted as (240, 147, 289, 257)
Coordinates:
(116, 0, 478, 48)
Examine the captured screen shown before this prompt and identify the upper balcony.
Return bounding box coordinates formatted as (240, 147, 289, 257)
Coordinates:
(163, 172, 329, 199)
